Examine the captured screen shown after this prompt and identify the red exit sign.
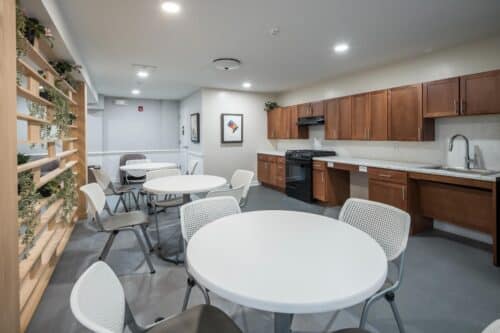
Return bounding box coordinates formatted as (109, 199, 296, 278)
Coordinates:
(138, 105, 144, 112)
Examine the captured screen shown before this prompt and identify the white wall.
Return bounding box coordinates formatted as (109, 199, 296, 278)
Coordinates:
(179, 91, 204, 174)
(201, 88, 275, 181)
(87, 96, 180, 181)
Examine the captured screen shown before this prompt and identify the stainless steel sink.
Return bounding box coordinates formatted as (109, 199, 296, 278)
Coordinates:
(420, 166, 499, 176)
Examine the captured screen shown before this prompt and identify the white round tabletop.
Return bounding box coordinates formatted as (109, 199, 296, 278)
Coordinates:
(143, 175, 227, 194)
(187, 210, 388, 314)
(119, 162, 177, 172)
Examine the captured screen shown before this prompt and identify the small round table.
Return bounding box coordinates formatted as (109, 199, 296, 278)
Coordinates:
(143, 175, 227, 263)
(186, 210, 388, 333)
(119, 162, 178, 172)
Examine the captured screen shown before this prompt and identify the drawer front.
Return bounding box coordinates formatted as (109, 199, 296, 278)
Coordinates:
(276, 156, 285, 164)
(369, 179, 408, 211)
(332, 163, 358, 172)
(312, 161, 326, 170)
(368, 167, 407, 184)
(258, 154, 269, 161)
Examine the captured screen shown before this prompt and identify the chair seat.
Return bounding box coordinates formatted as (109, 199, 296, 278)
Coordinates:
(333, 329, 370, 333)
(147, 305, 241, 333)
(104, 184, 136, 196)
(155, 197, 184, 208)
(103, 211, 149, 231)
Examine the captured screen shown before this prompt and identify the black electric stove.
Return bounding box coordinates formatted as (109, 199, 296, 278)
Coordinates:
(285, 150, 336, 202)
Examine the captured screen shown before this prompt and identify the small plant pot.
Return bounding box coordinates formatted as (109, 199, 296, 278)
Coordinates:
(39, 90, 50, 101)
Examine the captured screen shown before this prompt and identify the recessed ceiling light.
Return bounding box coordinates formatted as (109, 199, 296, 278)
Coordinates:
(333, 42, 349, 54)
(161, 1, 181, 14)
(131, 89, 141, 95)
(137, 70, 149, 78)
(242, 82, 252, 89)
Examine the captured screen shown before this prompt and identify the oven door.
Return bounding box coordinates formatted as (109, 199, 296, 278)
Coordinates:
(285, 159, 313, 202)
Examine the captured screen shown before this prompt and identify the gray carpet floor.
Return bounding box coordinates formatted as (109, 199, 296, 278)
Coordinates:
(27, 186, 500, 333)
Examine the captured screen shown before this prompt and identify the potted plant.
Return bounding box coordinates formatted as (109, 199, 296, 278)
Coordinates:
(24, 17, 54, 47)
(69, 112, 77, 125)
(38, 180, 60, 198)
(16, 0, 27, 56)
(51, 61, 81, 89)
(17, 152, 30, 165)
(264, 101, 279, 112)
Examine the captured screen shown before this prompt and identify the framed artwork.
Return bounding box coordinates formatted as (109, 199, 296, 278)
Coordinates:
(221, 113, 243, 143)
(190, 113, 200, 143)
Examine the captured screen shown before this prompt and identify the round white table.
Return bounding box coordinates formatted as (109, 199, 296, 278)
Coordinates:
(119, 162, 178, 172)
(187, 210, 388, 333)
(143, 175, 227, 263)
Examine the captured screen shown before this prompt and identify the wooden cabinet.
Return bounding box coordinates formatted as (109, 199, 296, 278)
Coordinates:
(257, 154, 285, 191)
(338, 96, 352, 139)
(423, 77, 460, 118)
(351, 93, 370, 140)
(324, 98, 339, 140)
(287, 105, 308, 139)
(368, 167, 408, 211)
(298, 103, 311, 118)
(267, 108, 280, 139)
(460, 70, 500, 116)
(312, 161, 327, 202)
(388, 84, 434, 141)
(311, 101, 325, 116)
(369, 90, 388, 140)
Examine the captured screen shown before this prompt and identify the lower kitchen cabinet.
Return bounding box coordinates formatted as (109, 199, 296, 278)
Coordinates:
(313, 168, 327, 202)
(368, 167, 408, 211)
(257, 154, 285, 191)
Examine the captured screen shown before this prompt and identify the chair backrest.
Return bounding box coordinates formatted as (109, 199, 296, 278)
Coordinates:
(91, 168, 112, 191)
(70, 262, 125, 333)
(187, 160, 199, 175)
(483, 320, 500, 333)
(119, 153, 147, 184)
(80, 183, 106, 220)
(230, 169, 254, 201)
(125, 159, 151, 178)
(146, 168, 181, 181)
(206, 185, 245, 204)
(180, 197, 241, 242)
(339, 198, 410, 261)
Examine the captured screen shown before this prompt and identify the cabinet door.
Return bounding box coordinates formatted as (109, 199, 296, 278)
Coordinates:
(267, 108, 282, 139)
(325, 98, 339, 140)
(368, 179, 407, 211)
(460, 70, 500, 116)
(298, 103, 311, 118)
(311, 101, 325, 117)
(388, 84, 423, 141)
(338, 96, 352, 139)
(276, 160, 286, 189)
(369, 90, 388, 140)
(313, 169, 327, 201)
(257, 158, 268, 184)
(269, 160, 278, 187)
(279, 107, 290, 139)
(288, 105, 308, 139)
(351, 93, 370, 140)
(423, 77, 459, 118)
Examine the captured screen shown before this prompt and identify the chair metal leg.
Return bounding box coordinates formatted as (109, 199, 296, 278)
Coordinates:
(130, 228, 155, 274)
(113, 197, 121, 214)
(197, 283, 210, 305)
(120, 194, 129, 212)
(182, 277, 195, 311)
(154, 206, 162, 247)
(359, 299, 373, 329)
(140, 224, 154, 252)
(99, 231, 118, 260)
(386, 292, 406, 333)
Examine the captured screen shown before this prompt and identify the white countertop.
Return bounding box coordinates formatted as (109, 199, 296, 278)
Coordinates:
(314, 156, 500, 182)
(257, 150, 286, 157)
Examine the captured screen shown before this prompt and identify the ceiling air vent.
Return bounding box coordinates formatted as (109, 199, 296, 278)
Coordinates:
(113, 99, 128, 106)
(213, 58, 241, 71)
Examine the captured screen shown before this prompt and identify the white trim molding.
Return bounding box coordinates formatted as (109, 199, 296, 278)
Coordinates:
(88, 148, 181, 156)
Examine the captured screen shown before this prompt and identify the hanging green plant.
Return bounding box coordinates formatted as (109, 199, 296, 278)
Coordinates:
(264, 101, 279, 112)
(24, 17, 54, 48)
(18, 171, 41, 255)
(16, 0, 27, 57)
(16, 70, 24, 86)
(47, 87, 73, 138)
(38, 180, 60, 199)
(51, 61, 81, 90)
(17, 153, 30, 165)
(56, 169, 78, 224)
(28, 101, 52, 143)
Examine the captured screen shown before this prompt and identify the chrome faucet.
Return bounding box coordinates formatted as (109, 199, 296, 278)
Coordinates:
(449, 134, 476, 169)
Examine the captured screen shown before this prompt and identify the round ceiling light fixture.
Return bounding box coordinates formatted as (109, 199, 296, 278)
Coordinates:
(131, 89, 141, 95)
(137, 70, 149, 78)
(242, 82, 252, 89)
(333, 42, 350, 54)
(213, 58, 242, 71)
(161, 1, 181, 14)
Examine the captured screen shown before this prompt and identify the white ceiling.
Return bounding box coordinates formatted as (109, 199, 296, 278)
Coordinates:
(55, 0, 500, 100)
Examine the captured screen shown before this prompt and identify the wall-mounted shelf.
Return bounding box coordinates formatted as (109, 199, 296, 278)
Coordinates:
(17, 86, 55, 108)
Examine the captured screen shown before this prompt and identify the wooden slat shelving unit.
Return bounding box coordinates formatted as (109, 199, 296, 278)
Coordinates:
(15, 33, 87, 333)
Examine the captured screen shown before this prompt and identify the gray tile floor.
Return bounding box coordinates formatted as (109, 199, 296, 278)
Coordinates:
(27, 186, 500, 333)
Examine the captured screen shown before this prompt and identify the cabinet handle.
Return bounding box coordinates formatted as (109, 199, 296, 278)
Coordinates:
(460, 100, 466, 115)
(402, 187, 406, 201)
(322, 173, 324, 182)
(418, 127, 422, 140)
(454, 100, 459, 114)
(378, 173, 392, 178)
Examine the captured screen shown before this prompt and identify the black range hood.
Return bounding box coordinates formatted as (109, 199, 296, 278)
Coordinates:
(297, 115, 325, 126)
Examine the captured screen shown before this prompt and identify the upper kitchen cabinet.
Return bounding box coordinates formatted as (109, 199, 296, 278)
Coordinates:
(267, 107, 289, 139)
(338, 96, 352, 139)
(288, 105, 309, 139)
(325, 98, 339, 140)
(388, 84, 434, 141)
(460, 70, 500, 116)
(298, 103, 311, 118)
(423, 77, 460, 118)
(311, 101, 325, 117)
(369, 90, 388, 140)
(351, 93, 370, 140)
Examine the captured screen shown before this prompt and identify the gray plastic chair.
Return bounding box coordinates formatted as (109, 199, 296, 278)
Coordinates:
(80, 183, 155, 274)
(91, 168, 139, 213)
(339, 198, 410, 333)
(70, 261, 242, 333)
(119, 153, 147, 185)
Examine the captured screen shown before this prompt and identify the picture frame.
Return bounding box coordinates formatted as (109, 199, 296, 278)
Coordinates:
(190, 113, 200, 143)
(221, 113, 243, 143)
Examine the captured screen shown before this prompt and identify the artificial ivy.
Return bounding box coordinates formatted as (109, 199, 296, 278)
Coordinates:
(47, 87, 74, 138)
(16, 0, 27, 57)
(28, 101, 52, 144)
(18, 171, 41, 255)
(56, 169, 78, 224)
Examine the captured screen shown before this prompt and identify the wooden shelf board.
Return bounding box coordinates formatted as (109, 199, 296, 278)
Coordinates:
(17, 59, 77, 106)
(19, 227, 56, 282)
(41, 226, 66, 266)
(36, 160, 78, 189)
(21, 38, 58, 77)
(17, 150, 78, 174)
(16, 113, 50, 125)
(62, 137, 78, 142)
(57, 79, 77, 94)
(16, 86, 54, 108)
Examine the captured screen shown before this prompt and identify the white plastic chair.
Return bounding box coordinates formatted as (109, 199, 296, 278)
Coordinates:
(483, 320, 500, 333)
(70, 261, 242, 333)
(206, 185, 245, 204)
(339, 198, 411, 333)
(180, 197, 241, 310)
(186, 160, 199, 175)
(229, 169, 254, 206)
(80, 183, 155, 274)
(91, 168, 139, 213)
(125, 159, 151, 184)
